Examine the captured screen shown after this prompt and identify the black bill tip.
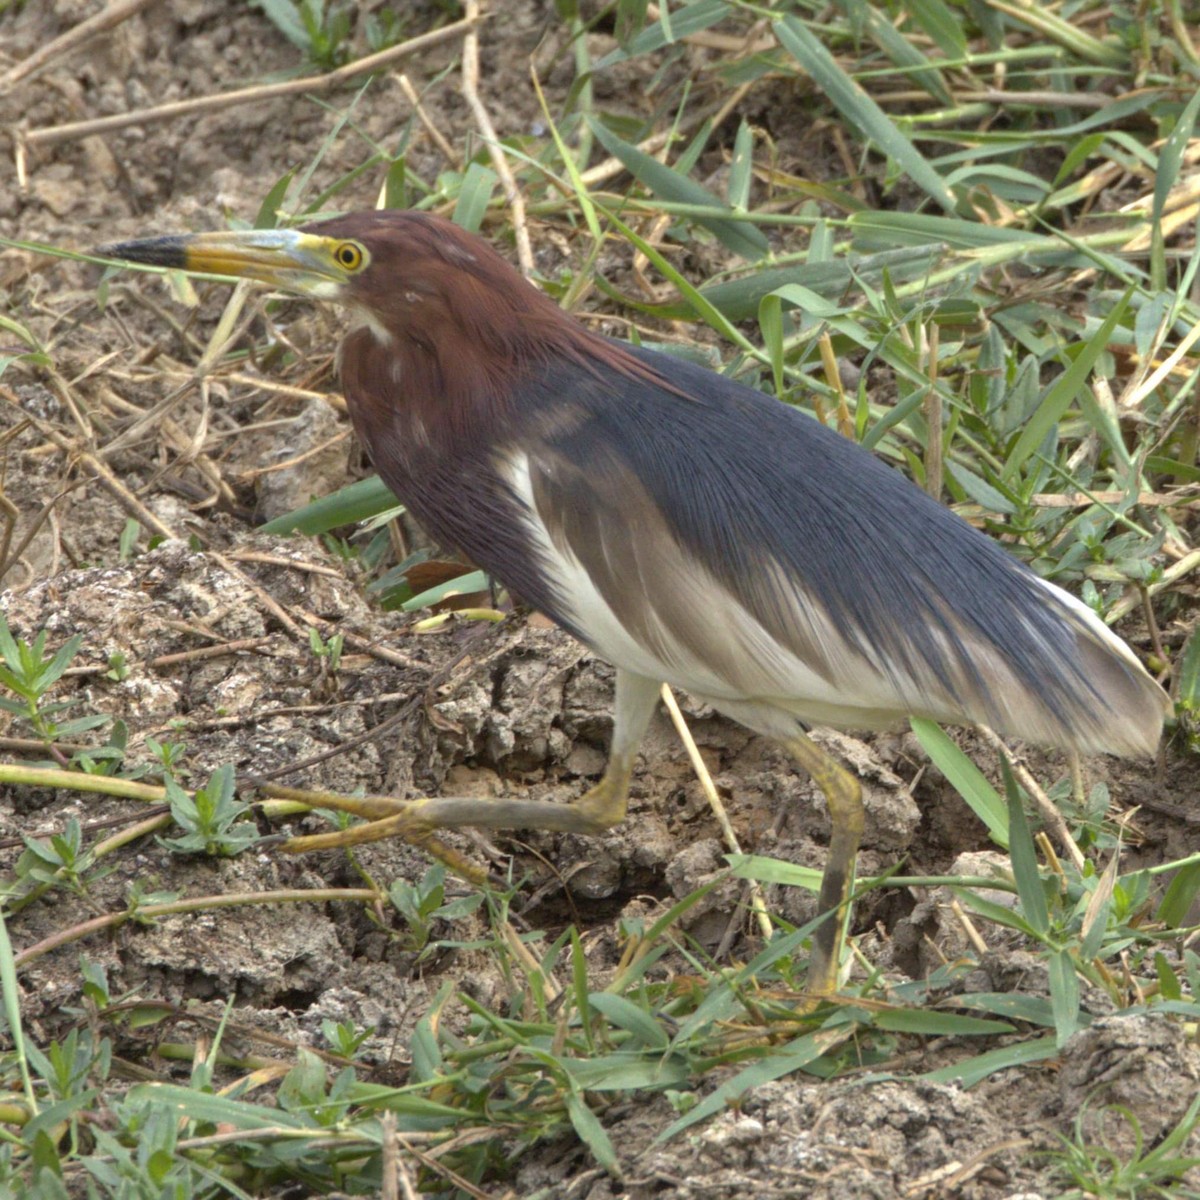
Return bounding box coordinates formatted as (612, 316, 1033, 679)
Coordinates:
(94, 235, 190, 268)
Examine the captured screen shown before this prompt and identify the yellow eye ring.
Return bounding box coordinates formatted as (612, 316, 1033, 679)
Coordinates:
(334, 241, 365, 270)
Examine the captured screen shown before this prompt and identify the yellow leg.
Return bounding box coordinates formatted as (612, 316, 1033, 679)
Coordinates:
(270, 669, 660, 867)
(783, 733, 864, 1001)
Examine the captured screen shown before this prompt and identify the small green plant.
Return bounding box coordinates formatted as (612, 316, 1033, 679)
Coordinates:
(159, 764, 260, 856)
(363, 6, 406, 53)
(103, 651, 129, 682)
(389, 863, 484, 954)
(26, 1025, 112, 1104)
(117, 518, 141, 562)
(307, 627, 344, 672)
(1175, 625, 1200, 754)
(0, 615, 109, 744)
(278, 1047, 359, 1129)
(308, 628, 344, 699)
(69, 718, 130, 777)
(322, 1018, 374, 1060)
(144, 736, 189, 777)
(18, 817, 108, 896)
(82, 1098, 201, 1197)
(253, 0, 353, 70)
(1051, 1095, 1200, 1199)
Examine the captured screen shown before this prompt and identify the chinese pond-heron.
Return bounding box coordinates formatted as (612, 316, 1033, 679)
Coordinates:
(99, 212, 1168, 997)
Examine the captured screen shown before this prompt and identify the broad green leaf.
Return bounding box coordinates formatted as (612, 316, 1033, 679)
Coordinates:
(1047, 947, 1082, 1047)
(453, 162, 498, 233)
(125, 1083, 311, 1130)
(260, 475, 400, 535)
(587, 993, 669, 1049)
(951, 992, 1057, 1026)
(906, 0, 966, 57)
(1158, 860, 1200, 929)
(923, 1034, 1058, 1087)
(1176, 624, 1200, 711)
(254, 0, 309, 50)
(954, 887, 1032, 936)
(402, 569, 489, 612)
(758, 293, 785, 396)
(728, 854, 821, 890)
(871, 1009, 1013, 1036)
(728, 119, 754, 211)
(383, 154, 408, 210)
(564, 1050, 688, 1091)
(944, 463, 1017, 515)
(567, 1093, 619, 1174)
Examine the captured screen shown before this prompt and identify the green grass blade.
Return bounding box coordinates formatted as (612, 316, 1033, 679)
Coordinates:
(564, 1051, 687, 1091)
(922, 1034, 1059, 1087)
(906, 0, 966, 57)
(658, 1027, 843, 1142)
(952, 992, 1057, 1026)
(402, 570, 489, 613)
(452, 162, 499, 233)
(593, 0, 731, 68)
(1150, 92, 1200, 291)
(566, 1093, 619, 1174)
(910, 719, 1008, 846)
(727, 119, 754, 211)
(260, 476, 400, 535)
(1005, 287, 1133, 478)
(861, 6, 951, 105)
(125, 1083, 312, 1130)
(1176, 623, 1200, 713)
(1158, 860, 1200, 929)
(871, 1010, 1014, 1036)
(587, 993, 669, 1050)
(1001, 757, 1049, 936)
(588, 119, 769, 260)
(775, 16, 956, 213)
(1047, 947, 1082, 1047)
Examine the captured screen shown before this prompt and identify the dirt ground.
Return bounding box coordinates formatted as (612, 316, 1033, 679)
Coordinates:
(1, 3, 1197, 1198)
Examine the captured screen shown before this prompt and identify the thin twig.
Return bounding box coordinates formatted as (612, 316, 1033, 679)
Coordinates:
(22, 16, 481, 149)
(659, 685, 774, 941)
(395, 73, 461, 167)
(0, 0, 155, 91)
(1105, 546, 1200, 622)
(975, 725, 1087, 871)
(461, 0, 533, 275)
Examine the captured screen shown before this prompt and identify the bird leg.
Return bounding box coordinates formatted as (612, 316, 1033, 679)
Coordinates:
(782, 732, 864, 1000)
(273, 669, 662, 857)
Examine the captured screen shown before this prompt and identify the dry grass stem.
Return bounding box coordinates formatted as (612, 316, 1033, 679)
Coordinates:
(461, 1, 533, 275)
(976, 725, 1087, 871)
(395, 73, 461, 168)
(0, 0, 156, 91)
(659, 684, 774, 941)
(22, 16, 482, 150)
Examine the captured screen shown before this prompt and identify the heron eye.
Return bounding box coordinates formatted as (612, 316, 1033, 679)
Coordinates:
(335, 242, 364, 270)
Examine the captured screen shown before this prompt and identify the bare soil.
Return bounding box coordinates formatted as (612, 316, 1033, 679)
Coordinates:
(1, 3, 1197, 1197)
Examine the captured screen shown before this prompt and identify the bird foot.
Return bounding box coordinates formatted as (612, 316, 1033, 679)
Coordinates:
(260, 775, 632, 882)
(263, 786, 487, 885)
